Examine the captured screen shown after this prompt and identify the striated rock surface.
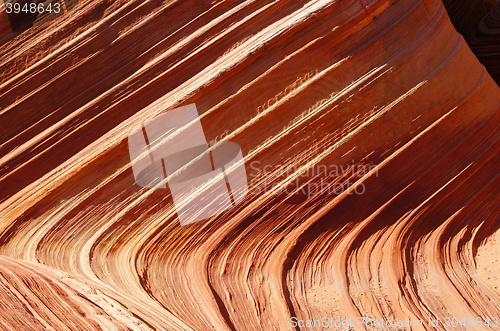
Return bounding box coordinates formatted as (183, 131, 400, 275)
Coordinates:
(0, 255, 151, 331)
(470, 3, 500, 85)
(1, 0, 500, 330)
(441, 0, 498, 38)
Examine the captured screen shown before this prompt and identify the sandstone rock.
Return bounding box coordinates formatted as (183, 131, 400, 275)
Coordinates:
(1, 0, 500, 330)
(470, 3, 500, 84)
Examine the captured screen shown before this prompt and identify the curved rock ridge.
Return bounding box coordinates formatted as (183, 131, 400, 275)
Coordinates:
(1, 0, 500, 330)
(0, 255, 153, 331)
(470, 3, 500, 85)
(441, 0, 498, 38)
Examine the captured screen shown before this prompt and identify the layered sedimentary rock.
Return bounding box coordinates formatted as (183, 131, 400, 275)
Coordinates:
(0, 255, 149, 331)
(1, 0, 500, 330)
(3, 0, 79, 33)
(470, 3, 500, 85)
(441, 0, 498, 38)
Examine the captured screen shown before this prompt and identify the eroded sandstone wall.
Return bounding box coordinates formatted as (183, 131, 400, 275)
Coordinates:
(1, 0, 500, 330)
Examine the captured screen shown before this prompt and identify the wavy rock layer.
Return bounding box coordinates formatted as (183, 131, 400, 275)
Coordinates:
(0, 255, 149, 331)
(441, 0, 498, 38)
(470, 3, 500, 85)
(1, 0, 500, 330)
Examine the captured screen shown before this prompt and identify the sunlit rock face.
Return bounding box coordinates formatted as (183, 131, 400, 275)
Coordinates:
(1, 0, 500, 330)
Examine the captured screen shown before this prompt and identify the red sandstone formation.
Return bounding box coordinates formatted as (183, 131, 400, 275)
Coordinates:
(1, 0, 500, 330)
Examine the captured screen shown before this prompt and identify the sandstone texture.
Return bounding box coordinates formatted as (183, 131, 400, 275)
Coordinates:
(1, 0, 500, 330)
(441, 0, 498, 38)
(470, 2, 500, 85)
